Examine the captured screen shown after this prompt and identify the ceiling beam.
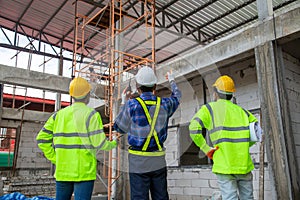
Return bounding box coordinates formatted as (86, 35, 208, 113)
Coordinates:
(124, 0, 179, 36)
(184, 0, 256, 39)
(0, 15, 75, 52)
(0, 43, 73, 62)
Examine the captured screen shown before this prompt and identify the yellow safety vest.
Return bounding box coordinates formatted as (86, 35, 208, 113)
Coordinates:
(189, 99, 257, 174)
(128, 97, 165, 157)
(36, 102, 116, 181)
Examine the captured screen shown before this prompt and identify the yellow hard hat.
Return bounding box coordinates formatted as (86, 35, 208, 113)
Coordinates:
(69, 77, 91, 98)
(213, 75, 236, 93)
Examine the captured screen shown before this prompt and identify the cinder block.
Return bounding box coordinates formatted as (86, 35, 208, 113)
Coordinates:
(169, 194, 188, 200)
(168, 170, 184, 180)
(168, 180, 176, 187)
(168, 187, 184, 195)
(183, 187, 201, 195)
(180, 172, 200, 180)
(17, 170, 30, 177)
(199, 170, 215, 179)
(169, 194, 177, 200)
(175, 179, 191, 187)
(191, 179, 209, 188)
(192, 195, 209, 200)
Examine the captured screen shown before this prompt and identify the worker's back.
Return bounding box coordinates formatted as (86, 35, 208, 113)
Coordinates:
(198, 99, 257, 174)
(37, 102, 102, 181)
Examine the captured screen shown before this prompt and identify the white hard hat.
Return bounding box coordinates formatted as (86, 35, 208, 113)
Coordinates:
(135, 66, 157, 87)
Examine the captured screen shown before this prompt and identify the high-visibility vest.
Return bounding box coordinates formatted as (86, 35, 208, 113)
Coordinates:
(189, 99, 257, 174)
(36, 102, 116, 181)
(128, 97, 166, 156)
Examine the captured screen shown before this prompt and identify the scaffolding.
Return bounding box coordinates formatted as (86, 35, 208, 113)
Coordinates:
(72, 0, 156, 198)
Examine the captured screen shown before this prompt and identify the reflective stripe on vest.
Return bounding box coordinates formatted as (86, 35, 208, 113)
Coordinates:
(129, 97, 165, 156)
(205, 104, 250, 145)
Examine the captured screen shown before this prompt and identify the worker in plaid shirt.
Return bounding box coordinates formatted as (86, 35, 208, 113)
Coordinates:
(113, 66, 181, 200)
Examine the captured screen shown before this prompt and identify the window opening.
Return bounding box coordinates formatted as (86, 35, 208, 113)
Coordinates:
(0, 128, 16, 168)
(178, 124, 209, 166)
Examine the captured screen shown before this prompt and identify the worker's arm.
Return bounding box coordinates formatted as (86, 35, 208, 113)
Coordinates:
(113, 100, 131, 134)
(36, 113, 56, 164)
(165, 71, 182, 117)
(189, 106, 212, 154)
(245, 109, 258, 123)
(88, 111, 117, 151)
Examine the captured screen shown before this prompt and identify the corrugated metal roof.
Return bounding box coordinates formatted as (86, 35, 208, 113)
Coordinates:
(0, 0, 298, 65)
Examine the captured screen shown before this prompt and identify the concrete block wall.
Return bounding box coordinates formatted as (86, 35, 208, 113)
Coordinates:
(170, 58, 260, 126)
(16, 121, 51, 176)
(165, 57, 272, 199)
(167, 167, 272, 200)
(283, 52, 300, 177)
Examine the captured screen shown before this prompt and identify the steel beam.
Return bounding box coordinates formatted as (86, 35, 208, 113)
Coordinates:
(155, 5, 300, 82)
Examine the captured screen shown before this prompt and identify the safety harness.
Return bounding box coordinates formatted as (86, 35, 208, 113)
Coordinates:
(128, 97, 165, 156)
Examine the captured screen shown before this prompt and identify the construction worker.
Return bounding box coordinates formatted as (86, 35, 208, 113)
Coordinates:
(189, 75, 258, 200)
(113, 66, 181, 200)
(36, 77, 117, 200)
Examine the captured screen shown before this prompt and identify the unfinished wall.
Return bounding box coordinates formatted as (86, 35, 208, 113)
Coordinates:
(0, 120, 55, 196)
(16, 121, 51, 176)
(0, 120, 50, 176)
(165, 57, 272, 199)
(283, 52, 300, 178)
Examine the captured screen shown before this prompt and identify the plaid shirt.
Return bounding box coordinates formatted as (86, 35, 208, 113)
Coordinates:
(113, 81, 181, 151)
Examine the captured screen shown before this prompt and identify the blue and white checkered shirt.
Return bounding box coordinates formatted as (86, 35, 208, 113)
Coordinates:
(113, 81, 181, 151)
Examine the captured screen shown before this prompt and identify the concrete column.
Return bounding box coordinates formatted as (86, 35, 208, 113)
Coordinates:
(255, 41, 299, 199)
(55, 40, 64, 112)
(256, 0, 273, 21)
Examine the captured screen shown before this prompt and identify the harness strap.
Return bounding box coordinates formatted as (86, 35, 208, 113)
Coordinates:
(128, 149, 166, 156)
(136, 97, 162, 152)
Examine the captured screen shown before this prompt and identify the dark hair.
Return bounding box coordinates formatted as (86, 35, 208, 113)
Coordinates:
(214, 87, 233, 100)
(73, 92, 90, 103)
(138, 85, 156, 92)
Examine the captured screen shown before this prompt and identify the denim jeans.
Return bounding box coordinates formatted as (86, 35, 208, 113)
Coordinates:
(215, 172, 253, 200)
(129, 167, 169, 200)
(56, 180, 94, 200)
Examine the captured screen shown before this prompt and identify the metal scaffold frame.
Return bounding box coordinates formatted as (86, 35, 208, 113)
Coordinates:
(72, 0, 156, 198)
